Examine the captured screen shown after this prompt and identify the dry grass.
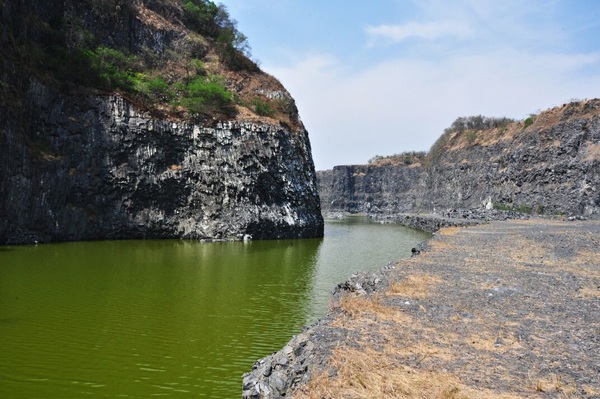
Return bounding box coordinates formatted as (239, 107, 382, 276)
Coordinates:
(507, 237, 600, 280)
(529, 374, 582, 398)
(466, 332, 523, 354)
(294, 346, 525, 399)
(584, 143, 600, 162)
(387, 274, 442, 299)
(333, 294, 403, 322)
(582, 385, 600, 397)
(578, 286, 600, 299)
(438, 227, 461, 237)
(294, 220, 600, 399)
(320, 283, 524, 398)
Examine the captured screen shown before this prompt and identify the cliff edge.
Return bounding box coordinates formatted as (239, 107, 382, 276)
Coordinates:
(0, 0, 323, 244)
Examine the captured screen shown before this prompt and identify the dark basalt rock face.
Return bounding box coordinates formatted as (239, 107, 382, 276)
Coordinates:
(0, 89, 323, 244)
(0, 1, 323, 244)
(318, 100, 600, 219)
(318, 163, 423, 214)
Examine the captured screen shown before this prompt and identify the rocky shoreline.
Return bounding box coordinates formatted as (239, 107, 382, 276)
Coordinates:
(241, 212, 485, 398)
(325, 208, 535, 233)
(242, 266, 400, 399)
(242, 215, 599, 398)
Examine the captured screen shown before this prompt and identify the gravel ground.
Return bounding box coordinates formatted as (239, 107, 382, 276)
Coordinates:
(244, 219, 600, 398)
(379, 219, 600, 397)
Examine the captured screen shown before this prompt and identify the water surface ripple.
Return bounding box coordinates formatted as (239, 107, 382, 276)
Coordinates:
(0, 217, 429, 398)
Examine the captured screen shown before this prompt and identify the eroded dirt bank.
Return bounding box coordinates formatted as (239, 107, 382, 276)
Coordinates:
(244, 219, 600, 398)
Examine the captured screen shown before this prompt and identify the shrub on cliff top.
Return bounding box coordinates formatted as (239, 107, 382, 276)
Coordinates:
(426, 115, 515, 165)
(179, 75, 234, 115)
(523, 114, 537, 128)
(253, 97, 274, 117)
(368, 151, 426, 166)
(3, 0, 264, 119)
(182, 0, 258, 71)
(444, 115, 515, 134)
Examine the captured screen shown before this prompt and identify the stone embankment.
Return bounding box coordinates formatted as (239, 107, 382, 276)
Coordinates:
(243, 218, 600, 398)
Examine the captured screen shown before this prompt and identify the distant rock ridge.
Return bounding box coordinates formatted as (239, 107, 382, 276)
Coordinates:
(318, 99, 600, 219)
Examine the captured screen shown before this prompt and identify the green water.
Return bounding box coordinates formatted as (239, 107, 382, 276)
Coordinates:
(0, 217, 429, 398)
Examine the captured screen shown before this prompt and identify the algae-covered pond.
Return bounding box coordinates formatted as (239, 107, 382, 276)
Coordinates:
(0, 217, 429, 398)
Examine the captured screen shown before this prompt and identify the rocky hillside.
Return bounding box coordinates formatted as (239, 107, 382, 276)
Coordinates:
(319, 100, 600, 218)
(0, 0, 323, 244)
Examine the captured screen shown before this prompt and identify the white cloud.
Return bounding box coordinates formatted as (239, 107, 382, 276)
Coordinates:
(365, 21, 471, 45)
(257, 0, 600, 170)
(266, 49, 600, 170)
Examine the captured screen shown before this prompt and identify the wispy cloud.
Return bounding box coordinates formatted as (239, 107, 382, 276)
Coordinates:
(260, 0, 600, 169)
(267, 48, 600, 169)
(365, 21, 471, 45)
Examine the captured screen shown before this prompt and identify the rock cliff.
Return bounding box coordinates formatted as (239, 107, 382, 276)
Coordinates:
(319, 100, 600, 218)
(0, 0, 323, 244)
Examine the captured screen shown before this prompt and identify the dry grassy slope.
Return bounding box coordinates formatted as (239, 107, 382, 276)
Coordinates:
(0, 0, 299, 128)
(423, 99, 600, 215)
(443, 100, 600, 155)
(118, 1, 301, 127)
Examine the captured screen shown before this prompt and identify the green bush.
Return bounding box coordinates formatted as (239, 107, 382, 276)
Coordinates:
(182, 0, 258, 71)
(517, 205, 533, 214)
(253, 98, 274, 116)
(465, 130, 477, 144)
(493, 203, 513, 211)
(145, 77, 172, 101)
(180, 76, 233, 114)
(189, 58, 206, 75)
(494, 203, 534, 214)
(182, 0, 220, 37)
(81, 46, 139, 90)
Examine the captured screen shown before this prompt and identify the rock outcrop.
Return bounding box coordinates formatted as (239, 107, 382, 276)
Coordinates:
(0, 91, 322, 244)
(0, 1, 323, 244)
(318, 163, 423, 214)
(319, 100, 600, 218)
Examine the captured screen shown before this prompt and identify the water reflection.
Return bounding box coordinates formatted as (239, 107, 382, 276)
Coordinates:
(0, 218, 429, 398)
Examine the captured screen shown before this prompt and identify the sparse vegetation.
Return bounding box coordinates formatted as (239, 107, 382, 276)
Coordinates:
(368, 151, 427, 166)
(140, 77, 173, 102)
(181, 0, 258, 71)
(445, 115, 516, 133)
(464, 130, 477, 144)
(1, 0, 266, 119)
(425, 115, 515, 165)
(252, 97, 274, 117)
(178, 75, 234, 115)
(80, 46, 140, 91)
(493, 203, 538, 215)
(493, 203, 514, 212)
(523, 114, 537, 128)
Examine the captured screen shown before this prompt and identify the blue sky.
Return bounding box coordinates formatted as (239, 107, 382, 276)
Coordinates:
(220, 0, 600, 170)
